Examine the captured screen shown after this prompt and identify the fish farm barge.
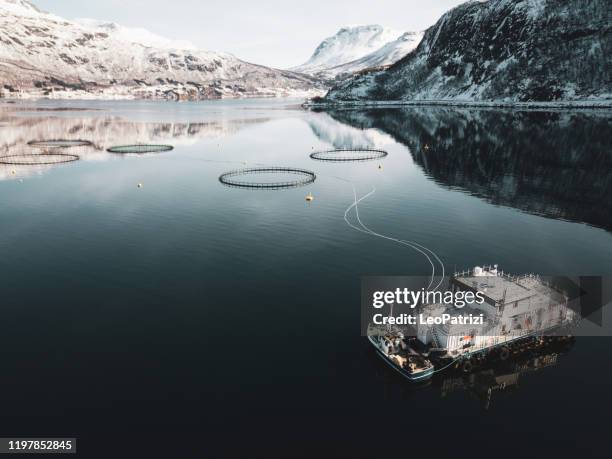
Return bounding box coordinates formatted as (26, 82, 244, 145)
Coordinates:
(368, 265, 579, 381)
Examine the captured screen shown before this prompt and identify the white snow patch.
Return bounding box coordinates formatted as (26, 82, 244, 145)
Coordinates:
(75, 18, 197, 50)
(292, 25, 403, 75)
(0, 0, 40, 16)
(525, 0, 546, 20)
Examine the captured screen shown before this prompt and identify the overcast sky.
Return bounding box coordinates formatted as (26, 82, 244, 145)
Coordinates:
(33, 0, 465, 68)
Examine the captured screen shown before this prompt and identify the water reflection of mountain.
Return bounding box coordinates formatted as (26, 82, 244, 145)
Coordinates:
(320, 108, 612, 232)
(0, 110, 270, 180)
(306, 112, 395, 150)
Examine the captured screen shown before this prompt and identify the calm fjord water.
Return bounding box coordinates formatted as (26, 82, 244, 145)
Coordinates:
(0, 100, 611, 457)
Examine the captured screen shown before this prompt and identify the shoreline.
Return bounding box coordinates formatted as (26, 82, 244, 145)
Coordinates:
(304, 98, 612, 110)
(0, 89, 326, 103)
(2, 95, 611, 111)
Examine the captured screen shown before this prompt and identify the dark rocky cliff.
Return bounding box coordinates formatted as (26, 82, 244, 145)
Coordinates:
(325, 0, 611, 103)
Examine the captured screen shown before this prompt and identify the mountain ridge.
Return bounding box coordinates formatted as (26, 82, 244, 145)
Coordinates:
(0, 0, 324, 100)
(74, 18, 198, 51)
(319, 31, 424, 80)
(292, 25, 423, 79)
(323, 0, 611, 105)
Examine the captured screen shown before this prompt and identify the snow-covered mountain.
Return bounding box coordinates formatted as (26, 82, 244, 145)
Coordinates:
(292, 25, 422, 79)
(324, 0, 611, 105)
(75, 19, 197, 50)
(0, 0, 324, 100)
(321, 31, 424, 80)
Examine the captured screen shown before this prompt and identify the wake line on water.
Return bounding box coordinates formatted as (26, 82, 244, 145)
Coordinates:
(342, 183, 445, 292)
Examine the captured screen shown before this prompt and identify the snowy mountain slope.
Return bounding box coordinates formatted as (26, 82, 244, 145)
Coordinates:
(0, 0, 323, 100)
(292, 25, 404, 78)
(75, 19, 197, 50)
(324, 0, 611, 104)
(320, 31, 424, 79)
(0, 0, 40, 15)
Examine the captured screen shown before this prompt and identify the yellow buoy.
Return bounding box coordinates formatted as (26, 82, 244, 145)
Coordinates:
(305, 193, 314, 202)
(11, 169, 16, 175)
(378, 164, 383, 170)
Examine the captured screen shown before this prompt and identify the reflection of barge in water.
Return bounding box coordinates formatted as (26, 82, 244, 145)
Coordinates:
(368, 265, 579, 382)
(439, 335, 575, 409)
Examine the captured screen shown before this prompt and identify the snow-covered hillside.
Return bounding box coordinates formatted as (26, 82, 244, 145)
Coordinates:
(321, 31, 424, 80)
(292, 25, 422, 79)
(324, 0, 611, 105)
(0, 0, 323, 100)
(75, 19, 197, 50)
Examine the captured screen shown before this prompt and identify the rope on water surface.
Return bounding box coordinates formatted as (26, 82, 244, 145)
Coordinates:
(343, 184, 443, 291)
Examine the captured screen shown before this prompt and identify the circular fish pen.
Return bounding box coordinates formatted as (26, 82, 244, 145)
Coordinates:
(310, 148, 388, 162)
(106, 144, 174, 154)
(0, 153, 80, 165)
(219, 167, 316, 189)
(27, 139, 93, 148)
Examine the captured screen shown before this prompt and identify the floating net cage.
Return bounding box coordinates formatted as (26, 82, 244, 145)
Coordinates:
(0, 153, 80, 165)
(309, 148, 388, 162)
(219, 167, 316, 189)
(27, 139, 93, 148)
(106, 144, 174, 154)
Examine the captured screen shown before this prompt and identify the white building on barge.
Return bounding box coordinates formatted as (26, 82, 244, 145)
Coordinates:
(417, 266, 577, 358)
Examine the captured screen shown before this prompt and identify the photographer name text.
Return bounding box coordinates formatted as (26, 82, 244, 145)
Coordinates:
(373, 313, 485, 325)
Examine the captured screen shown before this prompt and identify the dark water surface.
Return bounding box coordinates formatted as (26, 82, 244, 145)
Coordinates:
(0, 100, 611, 457)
